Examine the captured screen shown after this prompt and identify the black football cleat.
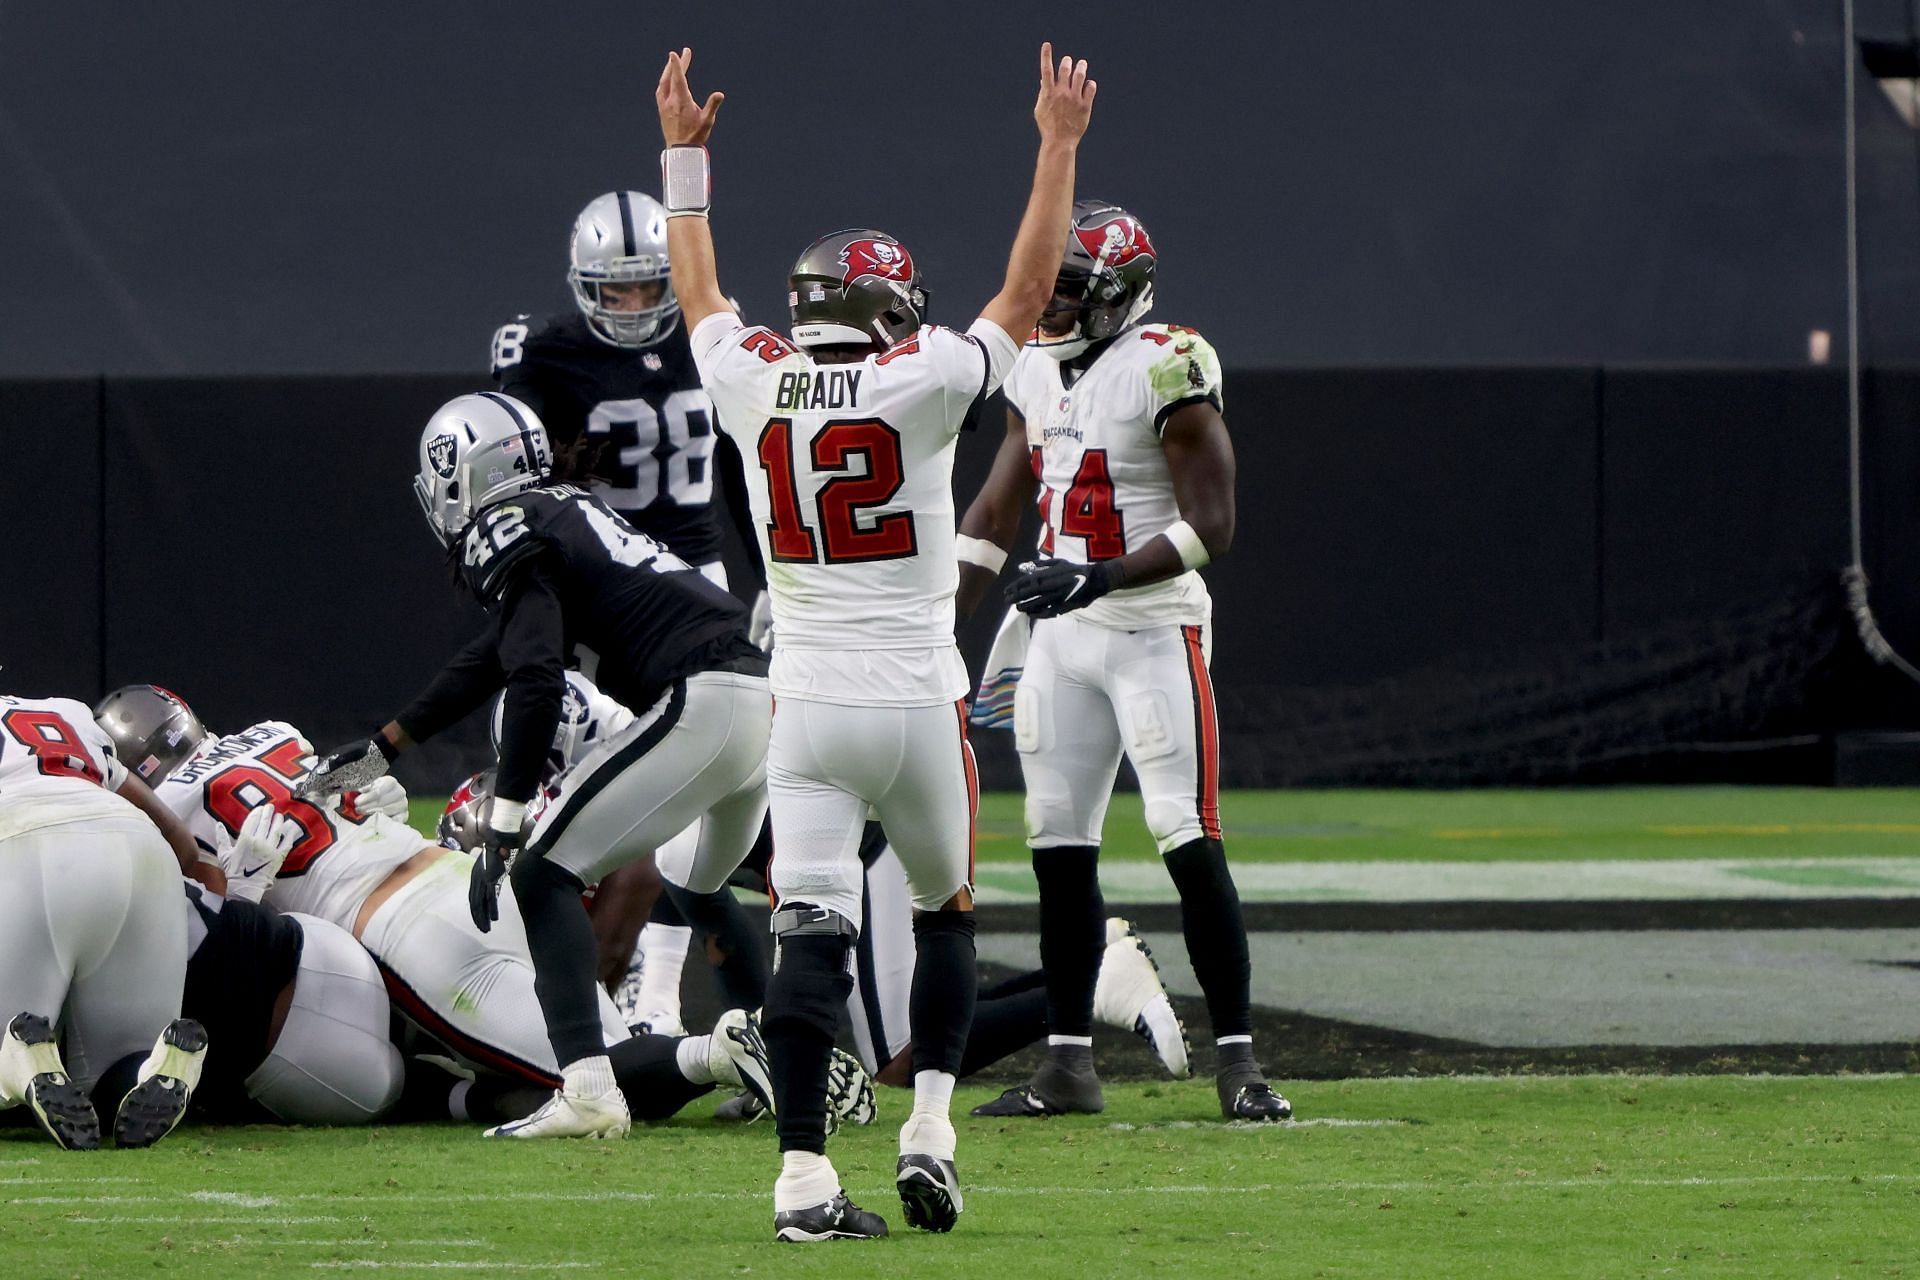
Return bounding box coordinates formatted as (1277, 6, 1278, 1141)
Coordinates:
(896, 1153, 963, 1232)
(0, 1013, 99, 1151)
(113, 1018, 207, 1149)
(1220, 1078, 1293, 1122)
(773, 1191, 890, 1243)
(970, 1050, 1104, 1117)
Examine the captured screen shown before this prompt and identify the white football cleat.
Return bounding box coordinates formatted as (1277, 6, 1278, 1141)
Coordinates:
(612, 960, 648, 1028)
(1095, 916, 1191, 1079)
(825, 1048, 876, 1133)
(708, 1009, 774, 1115)
(484, 1079, 630, 1139)
(1, 1012, 100, 1151)
(114, 1018, 207, 1149)
(634, 1008, 687, 1038)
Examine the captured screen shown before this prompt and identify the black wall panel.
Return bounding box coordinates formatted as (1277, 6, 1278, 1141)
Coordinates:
(0, 379, 102, 697)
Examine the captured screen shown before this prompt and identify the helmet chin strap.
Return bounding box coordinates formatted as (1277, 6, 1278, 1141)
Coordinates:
(1029, 333, 1094, 362)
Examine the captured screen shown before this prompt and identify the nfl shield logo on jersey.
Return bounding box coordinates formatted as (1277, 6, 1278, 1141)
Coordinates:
(427, 434, 459, 479)
(643, 352, 663, 371)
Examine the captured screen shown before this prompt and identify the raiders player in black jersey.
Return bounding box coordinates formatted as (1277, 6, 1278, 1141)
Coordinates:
(305, 390, 775, 1139)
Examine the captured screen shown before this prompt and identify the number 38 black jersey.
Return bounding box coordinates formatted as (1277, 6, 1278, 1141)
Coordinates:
(459, 483, 750, 713)
(491, 312, 726, 565)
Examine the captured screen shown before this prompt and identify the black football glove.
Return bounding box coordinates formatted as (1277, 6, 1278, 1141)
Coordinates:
(468, 821, 522, 933)
(297, 734, 398, 801)
(1004, 558, 1122, 619)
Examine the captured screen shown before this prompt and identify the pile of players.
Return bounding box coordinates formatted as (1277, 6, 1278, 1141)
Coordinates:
(0, 41, 1286, 1244)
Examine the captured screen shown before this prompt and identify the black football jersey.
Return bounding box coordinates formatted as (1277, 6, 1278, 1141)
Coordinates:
(460, 483, 748, 713)
(491, 311, 725, 564)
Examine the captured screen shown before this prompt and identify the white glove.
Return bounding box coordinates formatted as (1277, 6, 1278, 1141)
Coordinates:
(349, 774, 410, 821)
(748, 589, 775, 652)
(228, 804, 301, 903)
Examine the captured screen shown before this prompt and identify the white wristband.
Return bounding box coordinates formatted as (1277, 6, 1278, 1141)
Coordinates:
(955, 534, 1008, 574)
(488, 798, 527, 834)
(660, 145, 711, 216)
(1163, 520, 1211, 571)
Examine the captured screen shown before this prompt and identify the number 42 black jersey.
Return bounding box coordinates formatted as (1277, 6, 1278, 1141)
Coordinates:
(460, 483, 749, 713)
(491, 312, 727, 565)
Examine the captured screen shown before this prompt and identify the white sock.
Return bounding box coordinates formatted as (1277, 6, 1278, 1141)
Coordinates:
(773, 1150, 840, 1212)
(1048, 1034, 1094, 1048)
(636, 924, 693, 1015)
(561, 1054, 615, 1097)
(911, 1069, 955, 1119)
(675, 1034, 715, 1084)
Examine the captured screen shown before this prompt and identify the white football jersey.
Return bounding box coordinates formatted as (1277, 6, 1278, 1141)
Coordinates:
(156, 721, 427, 928)
(0, 694, 131, 837)
(693, 312, 1018, 705)
(1002, 323, 1224, 630)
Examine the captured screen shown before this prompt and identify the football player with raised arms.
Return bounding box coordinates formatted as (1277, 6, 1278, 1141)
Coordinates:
(954, 203, 1290, 1123)
(492, 190, 770, 1035)
(301, 389, 777, 1139)
(654, 42, 1096, 1240)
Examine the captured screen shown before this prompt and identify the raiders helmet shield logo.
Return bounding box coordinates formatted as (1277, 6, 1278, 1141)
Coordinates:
(427, 433, 459, 479)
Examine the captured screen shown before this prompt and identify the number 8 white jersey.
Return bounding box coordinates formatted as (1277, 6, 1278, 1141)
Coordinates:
(693, 313, 1019, 706)
(0, 694, 130, 835)
(1001, 323, 1224, 631)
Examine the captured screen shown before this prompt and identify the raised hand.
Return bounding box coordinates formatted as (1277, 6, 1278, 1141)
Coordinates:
(656, 46, 725, 147)
(1034, 42, 1096, 145)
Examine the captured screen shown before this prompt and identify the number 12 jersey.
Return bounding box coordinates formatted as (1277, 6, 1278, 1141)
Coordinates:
(692, 314, 1018, 706)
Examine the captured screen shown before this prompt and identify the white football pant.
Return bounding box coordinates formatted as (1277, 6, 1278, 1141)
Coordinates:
(244, 913, 404, 1124)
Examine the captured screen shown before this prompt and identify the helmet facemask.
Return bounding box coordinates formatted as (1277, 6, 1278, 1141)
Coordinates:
(415, 394, 553, 547)
(1028, 202, 1158, 362)
(568, 191, 680, 348)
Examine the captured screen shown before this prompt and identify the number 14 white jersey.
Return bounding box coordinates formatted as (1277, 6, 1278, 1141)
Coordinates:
(693, 313, 1018, 705)
(1002, 323, 1224, 631)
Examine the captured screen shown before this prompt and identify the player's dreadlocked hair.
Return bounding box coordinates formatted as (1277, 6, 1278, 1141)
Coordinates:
(549, 435, 610, 488)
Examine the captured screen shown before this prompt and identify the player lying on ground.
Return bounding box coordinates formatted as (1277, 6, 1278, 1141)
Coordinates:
(302, 389, 775, 1139)
(656, 40, 1095, 1240)
(0, 692, 208, 1150)
(955, 201, 1288, 1122)
(104, 685, 775, 1136)
(493, 196, 773, 1025)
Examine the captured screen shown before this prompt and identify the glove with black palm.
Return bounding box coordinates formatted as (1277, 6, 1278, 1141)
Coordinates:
(298, 734, 398, 801)
(1004, 557, 1122, 619)
(468, 798, 526, 933)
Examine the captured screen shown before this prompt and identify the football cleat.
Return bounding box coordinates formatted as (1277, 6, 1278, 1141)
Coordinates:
(1094, 916, 1191, 1079)
(774, 1191, 889, 1243)
(708, 1009, 774, 1116)
(897, 1153, 963, 1232)
(633, 1009, 687, 1039)
(969, 1048, 1104, 1117)
(612, 961, 648, 1029)
(1222, 1079, 1293, 1123)
(484, 1078, 630, 1139)
(113, 1018, 207, 1149)
(825, 1048, 876, 1133)
(0, 1012, 100, 1151)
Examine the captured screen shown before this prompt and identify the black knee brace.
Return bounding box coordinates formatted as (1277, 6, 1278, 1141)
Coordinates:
(762, 903, 855, 1154)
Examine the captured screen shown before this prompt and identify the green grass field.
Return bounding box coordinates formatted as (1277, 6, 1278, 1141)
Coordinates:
(411, 787, 1920, 864)
(5, 1076, 1917, 1278)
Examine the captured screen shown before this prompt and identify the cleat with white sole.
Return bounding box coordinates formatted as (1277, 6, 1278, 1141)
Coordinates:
(896, 1153, 963, 1232)
(633, 1009, 687, 1038)
(774, 1191, 889, 1242)
(113, 1018, 207, 1149)
(825, 1048, 876, 1133)
(1096, 916, 1191, 1079)
(712, 1089, 767, 1123)
(1222, 1079, 1293, 1122)
(484, 1078, 630, 1139)
(1, 1012, 99, 1151)
(708, 1009, 774, 1115)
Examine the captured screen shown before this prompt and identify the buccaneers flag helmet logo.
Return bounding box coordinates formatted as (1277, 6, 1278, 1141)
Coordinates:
(1074, 217, 1155, 270)
(839, 237, 914, 289)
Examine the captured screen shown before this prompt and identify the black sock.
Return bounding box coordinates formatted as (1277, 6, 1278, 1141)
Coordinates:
(959, 985, 1049, 1078)
(609, 1032, 711, 1121)
(509, 854, 608, 1067)
(909, 910, 977, 1078)
(89, 1051, 144, 1117)
(1033, 845, 1104, 1039)
(662, 881, 768, 1011)
(1164, 836, 1253, 1039)
(762, 930, 852, 1155)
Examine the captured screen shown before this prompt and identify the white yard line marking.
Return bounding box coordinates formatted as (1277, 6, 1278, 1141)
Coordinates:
(1107, 1117, 1410, 1131)
(67, 1215, 348, 1225)
(191, 1190, 279, 1207)
(0, 1176, 146, 1184)
(309, 1265, 590, 1273)
(0, 1158, 41, 1166)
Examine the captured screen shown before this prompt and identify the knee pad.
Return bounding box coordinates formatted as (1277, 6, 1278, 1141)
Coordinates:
(765, 905, 856, 1042)
(1144, 797, 1203, 853)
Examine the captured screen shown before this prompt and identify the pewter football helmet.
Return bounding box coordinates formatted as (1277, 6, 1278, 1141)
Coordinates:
(439, 769, 494, 852)
(1030, 200, 1158, 361)
(569, 191, 678, 347)
(413, 392, 553, 547)
(94, 685, 210, 782)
